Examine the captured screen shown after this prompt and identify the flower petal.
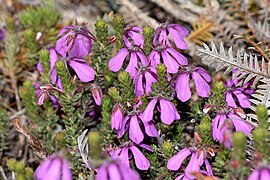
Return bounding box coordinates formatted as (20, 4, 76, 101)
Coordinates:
(141, 99, 158, 122)
(167, 148, 191, 171)
(225, 91, 237, 108)
(126, 52, 138, 78)
(117, 116, 130, 138)
(134, 73, 144, 96)
(143, 121, 158, 137)
(230, 116, 253, 135)
(192, 71, 210, 98)
(69, 34, 92, 58)
(159, 99, 180, 125)
(130, 146, 150, 170)
(149, 51, 161, 67)
(176, 73, 191, 102)
(168, 27, 188, 49)
(194, 67, 211, 82)
(166, 47, 188, 65)
(233, 90, 251, 108)
(109, 48, 129, 72)
(185, 153, 200, 179)
(212, 114, 226, 140)
(129, 115, 144, 144)
(161, 51, 179, 73)
(68, 58, 95, 82)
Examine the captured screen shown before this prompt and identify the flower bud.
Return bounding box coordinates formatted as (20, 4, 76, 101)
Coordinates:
(38, 91, 49, 105)
(108, 35, 117, 44)
(40, 84, 54, 91)
(91, 84, 102, 106)
(207, 148, 215, 157)
(194, 132, 202, 143)
(203, 104, 212, 113)
(234, 107, 246, 119)
(111, 103, 124, 130)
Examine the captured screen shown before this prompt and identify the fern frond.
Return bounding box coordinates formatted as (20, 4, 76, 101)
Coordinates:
(197, 42, 270, 85)
(77, 129, 92, 171)
(187, 16, 213, 45)
(198, 42, 270, 122)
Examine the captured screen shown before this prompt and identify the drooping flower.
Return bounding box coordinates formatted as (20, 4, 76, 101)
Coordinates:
(35, 155, 72, 180)
(123, 26, 144, 47)
(55, 24, 94, 58)
(175, 65, 211, 102)
(109, 39, 148, 78)
(110, 143, 152, 170)
(225, 78, 254, 108)
(111, 103, 125, 131)
(96, 159, 140, 180)
(148, 41, 188, 73)
(212, 111, 253, 147)
(141, 97, 180, 125)
(248, 166, 270, 180)
(133, 66, 158, 96)
(167, 147, 213, 179)
(153, 22, 189, 49)
(117, 113, 158, 144)
(36, 84, 63, 106)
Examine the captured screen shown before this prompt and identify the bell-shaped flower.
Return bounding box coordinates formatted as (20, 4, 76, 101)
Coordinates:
(111, 103, 125, 131)
(175, 66, 211, 102)
(167, 148, 213, 179)
(225, 78, 254, 108)
(35, 155, 72, 180)
(117, 113, 158, 144)
(142, 97, 180, 125)
(91, 84, 102, 106)
(153, 22, 189, 49)
(123, 26, 144, 47)
(149, 41, 188, 73)
(109, 39, 148, 78)
(55, 24, 94, 58)
(111, 144, 152, 170)
(248, 166, 270, 180)
(133, 66, 158, 96)
(212, 112, 253, 147)
(96, 159, 140, 180)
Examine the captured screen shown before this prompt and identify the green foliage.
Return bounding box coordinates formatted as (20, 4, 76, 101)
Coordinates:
(162, 142, 174, 160)
(0, 109, 8, 158)
(55, 60, 74, 93)
(23, 29, 38, 65)
(92, 19, 113, 90)
(255, 105, 269, 130)
(142, 26, 153, 56)
(232, 132, 246, 163)
(212, 145, 231, 177)
(19, 81, 40, 123)
(197, 116, 213, 144)
(113, 15, 124, 50)
(7, 159, 33, 180)
(116, 71, 135, 104)
(212, 81, 226, 107)
(18, 1, 60, 33)
(3, 34, 20, 72)
(39, 49, 51, 84)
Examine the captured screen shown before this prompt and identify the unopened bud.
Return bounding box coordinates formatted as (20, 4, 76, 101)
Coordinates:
(91, 84, 102, 106)
(203, 104, 212, 113)
(108, 35, 116, 44)
(234, 107, 246, 119)
(35, 32, 42, 41)
(126, 101, 133, 110)
(194, 132, 202, 143)
(40, 84, 54, 91)
(207, 148, 215, 157)
(38, 91, 49, 105)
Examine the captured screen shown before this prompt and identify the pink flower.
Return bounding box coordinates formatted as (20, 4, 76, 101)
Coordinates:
(35, 155, 72, 180)
(96, 159, 140, 180)
(109, 39, 148, 78)
(110, 144, 152, 170)
(123, 26, 144, 48)
(175, 66, 211, 102)
(153, 22, 189, 49)
(141, 98, 180, 125)
(167, 148, 213, 179)
(91, 84, 102, 106)
(248, 166, 270, 180)
(117, 114, 158, 144)
(148, 41, 187, 73)
(111, 103, 125, 131)
(133, 66, 158, 96)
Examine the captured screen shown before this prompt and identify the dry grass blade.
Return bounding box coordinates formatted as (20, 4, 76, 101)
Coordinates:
(187, 16, 214, 45)
(12, 118, 47, 160)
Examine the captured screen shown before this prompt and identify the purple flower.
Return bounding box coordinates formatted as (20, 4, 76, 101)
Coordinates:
(109, 39, 148, 78)
(36, 84, 63, 106)
(153, 22, 189, 49)
(111, 103, 125, 131)
(142, 98, 180, 125)
(148, 41, 188, 73)
(123, 26, 144, 47)
(212, 112, 253, 147)
(111, 144, 152, 170)
(117, 113, 158, 144)
(55, 24, 94, 58)
(133, 66, 158, 96)
(248, 166, 270, 180)
(225, 78, 254, 108)
(96, 159, 140, 180)
(35, 155, 72, 180)
(0, 28, 6, 42)
(167, 148, 213, 179)
(175, 66, 211, 102)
